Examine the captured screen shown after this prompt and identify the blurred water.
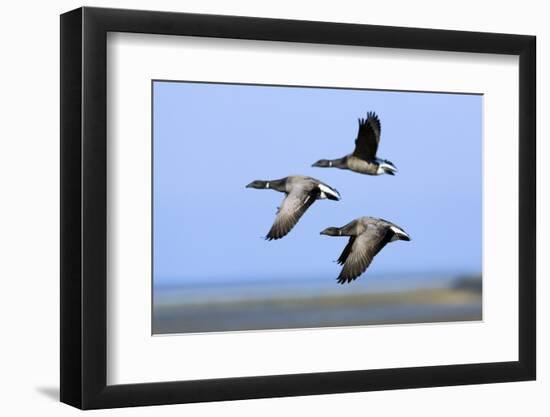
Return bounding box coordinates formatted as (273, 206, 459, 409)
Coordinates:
(153, 274, 482, 334)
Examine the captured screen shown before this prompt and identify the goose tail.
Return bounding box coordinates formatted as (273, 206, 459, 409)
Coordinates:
(377, 159, 398, 176)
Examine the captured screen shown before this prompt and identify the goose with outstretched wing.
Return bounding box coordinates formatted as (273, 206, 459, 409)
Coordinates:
(321, 217, 410, 283)
(312, 111, 397, 176)
(246, 175, 341, 240)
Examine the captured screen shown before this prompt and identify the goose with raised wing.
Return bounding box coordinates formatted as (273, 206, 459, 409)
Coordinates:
(321, 217, 410, 284)
(312, 111, 397, 176)
(246, 175, 341, 240)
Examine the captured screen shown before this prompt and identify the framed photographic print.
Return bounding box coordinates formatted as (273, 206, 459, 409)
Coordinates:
(60, 6, 536, 409)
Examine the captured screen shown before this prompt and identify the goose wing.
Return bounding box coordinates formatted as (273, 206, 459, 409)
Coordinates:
(337, 224, 392, 284)
(352, 111, 381, 161)
(266, 185, 320, 240)
(337, 236, 356, 265)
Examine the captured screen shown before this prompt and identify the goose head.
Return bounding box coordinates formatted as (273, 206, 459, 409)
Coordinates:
(311, 159, 332, 168)
(320, 227, 341, 236)
(246, 180, 270, 189)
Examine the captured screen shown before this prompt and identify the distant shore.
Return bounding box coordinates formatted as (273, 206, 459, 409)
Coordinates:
(153, 278, 482, 334)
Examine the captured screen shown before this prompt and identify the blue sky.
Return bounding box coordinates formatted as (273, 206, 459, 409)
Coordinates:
(153, 81, 482, 286)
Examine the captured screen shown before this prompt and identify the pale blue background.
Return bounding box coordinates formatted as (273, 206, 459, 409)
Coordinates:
(153, 81, 482, 287)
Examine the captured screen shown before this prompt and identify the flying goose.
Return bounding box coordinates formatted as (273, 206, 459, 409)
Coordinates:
(320, 217, 410, 284)
(312, 111, 397, 176)
(246, 175, 341, 240)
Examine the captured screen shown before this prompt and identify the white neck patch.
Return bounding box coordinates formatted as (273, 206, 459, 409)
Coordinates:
(265, 182, 270, 188)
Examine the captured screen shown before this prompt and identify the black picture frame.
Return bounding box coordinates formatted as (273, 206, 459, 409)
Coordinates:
(60, 6, 536, 410)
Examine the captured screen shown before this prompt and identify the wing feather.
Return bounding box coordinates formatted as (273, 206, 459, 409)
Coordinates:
(337, 236, 356, 265)
(352, 111, 381, 161)
(337, 225, 392, 283)
(266, 187, 320, 240)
